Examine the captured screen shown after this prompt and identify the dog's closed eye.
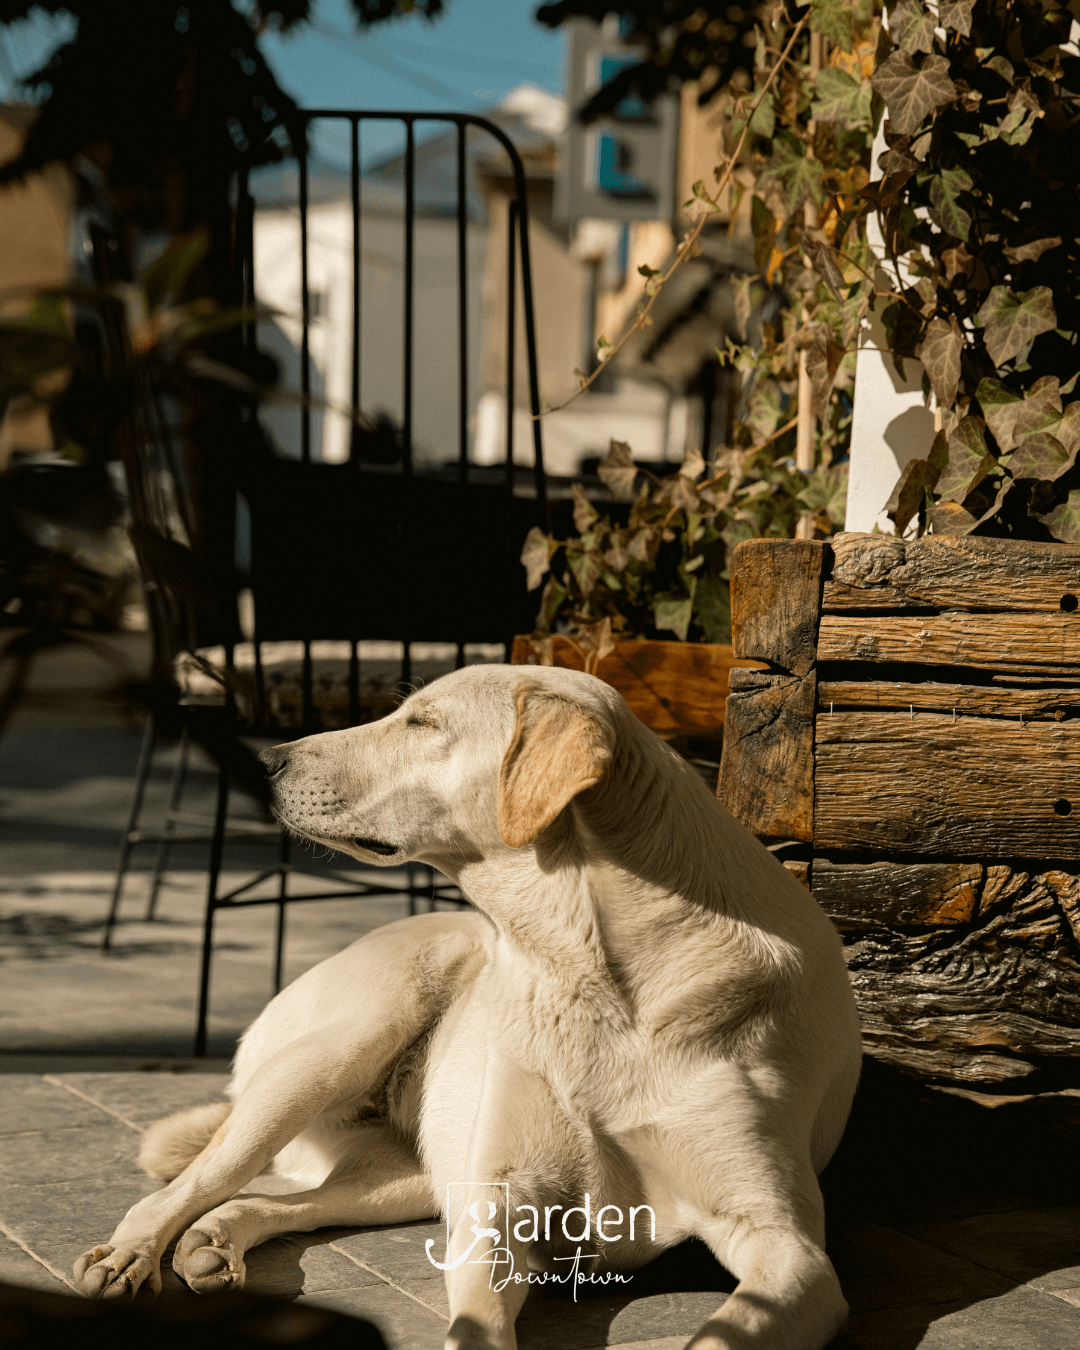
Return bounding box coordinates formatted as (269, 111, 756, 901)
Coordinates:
(406, 714, 439, 730)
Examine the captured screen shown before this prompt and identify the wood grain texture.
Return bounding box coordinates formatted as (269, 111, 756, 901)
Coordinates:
(827, 531, 1080, 612)
(729, 538, 824, 675)
(823, 862, 1080, 1083)
(509, 636, 764, 739)
(718, 670, 815, 841)
(815, 711, 1080, 856)
(817, 611, 1080, 674)
(817, 679, 1080, 719)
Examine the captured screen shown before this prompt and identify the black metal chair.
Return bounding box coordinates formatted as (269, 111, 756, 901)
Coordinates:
(102, 111, 549, 1055)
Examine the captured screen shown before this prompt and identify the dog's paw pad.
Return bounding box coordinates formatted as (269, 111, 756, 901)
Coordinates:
(73, 1245, 158, 1299)
(174, 1229, 245, 1294)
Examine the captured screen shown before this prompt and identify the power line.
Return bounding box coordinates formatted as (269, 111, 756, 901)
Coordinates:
(310, 22, 475, 104)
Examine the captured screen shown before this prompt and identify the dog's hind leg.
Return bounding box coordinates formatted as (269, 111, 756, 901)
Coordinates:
(171, 1123, 433, 1294)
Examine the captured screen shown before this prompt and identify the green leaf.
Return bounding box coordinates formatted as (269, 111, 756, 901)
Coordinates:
(890, 0, 936, 55)
(1003, 237, 1062, 265)
(809, 68, 872, 125)
(692, 572, 731, 645)
(597, 439, 637, 501)
(935, 417, 993, 502)
(927, 165, 973, 241)
(758, 133, 825, 217)
(808, 0, 855, 50)
(976, 378, 1024, 451)
(750, 196, 777, 279)
(1005, 432, 1074, 482)
(885, 435, 945, 534)
(571, 482, 600, 534)
(798, 464, 849, 526)
(536, 575, 567, 630)
(653, 594, 693, 642)
(748, 93, 775, 139)
(871, 51, 957, 138)
(918, 316, 963, 408)
(803, 238, 847, 304)
(566, 546, 602, 599)
(1037, 489, 1080, 545)
(520, 526, 554, 592)
(975, 287, 1057, 367)
(938, 0, 975, 35)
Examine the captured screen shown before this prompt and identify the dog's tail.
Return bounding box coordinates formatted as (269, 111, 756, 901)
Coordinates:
(137, 1101, 232, 1180)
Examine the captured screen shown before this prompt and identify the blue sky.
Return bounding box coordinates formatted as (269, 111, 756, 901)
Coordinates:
(0, 2, 566, 164)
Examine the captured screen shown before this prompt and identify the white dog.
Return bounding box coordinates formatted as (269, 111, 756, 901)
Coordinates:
(75, 664, 861, 1350)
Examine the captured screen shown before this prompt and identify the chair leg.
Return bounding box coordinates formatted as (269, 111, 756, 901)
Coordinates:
(272, 830, 289, 995)
(102, 713, 157, 953)
(145, 725, 190, 921)
(194, 761, 230, 1058)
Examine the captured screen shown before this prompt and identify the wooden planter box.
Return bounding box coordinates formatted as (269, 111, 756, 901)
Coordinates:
(720, 532, 1080, 1090)
(510, 636, 763, 750)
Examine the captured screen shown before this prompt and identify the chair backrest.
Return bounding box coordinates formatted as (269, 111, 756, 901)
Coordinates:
(125, 111, 550, 730)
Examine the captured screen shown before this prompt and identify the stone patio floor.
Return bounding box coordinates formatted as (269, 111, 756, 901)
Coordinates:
(2, 636, 1080, 1346)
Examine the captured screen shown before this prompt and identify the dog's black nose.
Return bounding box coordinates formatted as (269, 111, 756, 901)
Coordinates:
(260, 746, 290, 778)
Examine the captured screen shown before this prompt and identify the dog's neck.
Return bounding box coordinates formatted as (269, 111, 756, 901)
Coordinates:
(433, 724, 788, 1013)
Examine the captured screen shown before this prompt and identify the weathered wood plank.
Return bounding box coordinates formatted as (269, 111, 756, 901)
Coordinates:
(509, 636, 764, 739)
(820, 860, 1080, 1083)
(729, 538, 824, 676)
(818, 611, 1080, 674)
(718, 670, 816, 842)
(813, 859, 983, 926)
(817, 680, 1080, 720)
(815, 711, 1080, 856)
(826, 531, 1080, 613)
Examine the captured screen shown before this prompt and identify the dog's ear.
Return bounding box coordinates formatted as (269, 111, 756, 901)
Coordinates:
(498, 686, 613, 848)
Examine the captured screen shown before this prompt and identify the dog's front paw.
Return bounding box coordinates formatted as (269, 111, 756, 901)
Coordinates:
(173, 1227, 246, 1294)
(73, 1245, 161, 1299)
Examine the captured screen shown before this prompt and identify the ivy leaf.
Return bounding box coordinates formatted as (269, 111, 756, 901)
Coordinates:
(803, 238, 847, 303)
(871, 51, 957, 137)
(1002, 237, 1062, 265)
(597, 439, 637, 501)
(751, 196, 778, 280)
(927, 164, 973, 240)
(1005, 432, 1075, 482)
(798, 463, 849, 526)
(653, 594, 693, 642)
(520, 526, 554, 592)
(808, 0, 855, 48)
(680, 447, 706, 480)
(1057, 403, 1080, 455)
(758, 132, 825, 216)
(749, 93, 775, 139)
(800, 325, 844, 422)
(918, 316, 963, 408)
(886, 443, 943, 535)
(1010, 376, 1066, 444)
(975, 286, 1057, 367)
(536, 575, 566, 630)
(927, 498, 979, 535)
(571, 482, 599, 534)
(1036, 489, 1080, 545)
(939, 0, 975, 35)
(891, 0, 936, 55)
(936, 417, 993, 502)
(810, 68, 872, 125)
(566, 546, 602, 599)
(976, 378, 1024, 451)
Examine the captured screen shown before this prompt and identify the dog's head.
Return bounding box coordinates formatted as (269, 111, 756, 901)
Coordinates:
(260, 664, 623, 869)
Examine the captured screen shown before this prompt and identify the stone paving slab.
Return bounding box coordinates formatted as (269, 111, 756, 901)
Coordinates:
(2, 1069, 1080, 1347)
(899, 1206, 1080, 1292)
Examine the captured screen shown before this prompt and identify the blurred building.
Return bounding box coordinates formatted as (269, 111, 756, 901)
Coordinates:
(249, 75, 751, 478)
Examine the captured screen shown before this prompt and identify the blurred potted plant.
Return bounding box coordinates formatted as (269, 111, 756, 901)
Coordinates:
(513, 437, 846, 752)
